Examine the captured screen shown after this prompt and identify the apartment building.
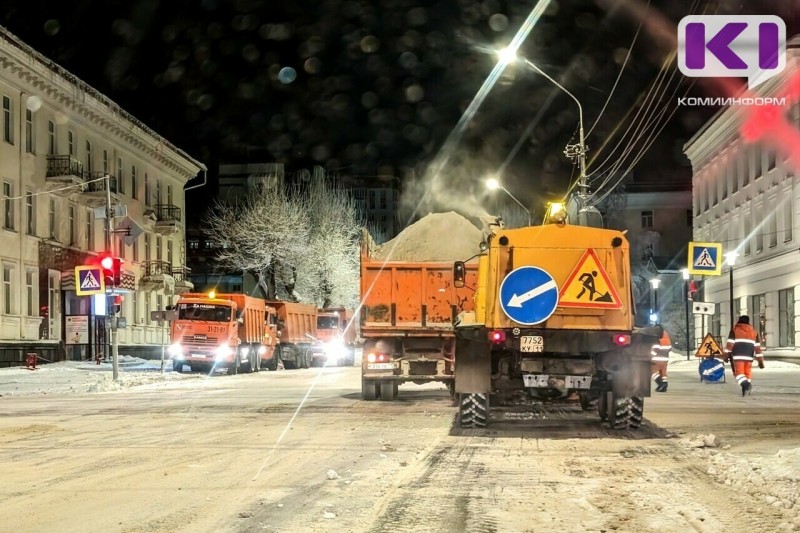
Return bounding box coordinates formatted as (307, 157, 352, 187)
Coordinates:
(684, 35, 800, 351)
(0, 27, 205, 365)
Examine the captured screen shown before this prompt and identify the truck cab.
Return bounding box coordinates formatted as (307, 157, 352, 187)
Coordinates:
(311, 309, 355, 367)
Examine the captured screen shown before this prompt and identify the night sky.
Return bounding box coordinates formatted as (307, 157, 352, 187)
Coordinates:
(3, 0, 798, 221)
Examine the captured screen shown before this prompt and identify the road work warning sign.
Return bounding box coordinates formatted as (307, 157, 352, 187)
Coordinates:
(695, 333, 724, 358)
(558, 249, 622, 309)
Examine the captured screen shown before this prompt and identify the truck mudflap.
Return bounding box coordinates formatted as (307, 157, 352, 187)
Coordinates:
(454, 326, 492, 394)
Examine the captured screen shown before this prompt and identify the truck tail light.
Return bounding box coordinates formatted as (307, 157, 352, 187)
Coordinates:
(489, 330, 506, 343)
(367, 352, 389, 362)
(612, 334, 631, 346)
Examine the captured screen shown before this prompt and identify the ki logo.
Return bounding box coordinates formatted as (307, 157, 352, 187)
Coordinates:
(678, 15, 786, 89)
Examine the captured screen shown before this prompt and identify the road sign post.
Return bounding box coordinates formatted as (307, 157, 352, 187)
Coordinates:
(499, 266, 559, 325)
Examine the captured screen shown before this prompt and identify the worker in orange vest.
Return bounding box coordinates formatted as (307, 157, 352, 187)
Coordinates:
(724, 315, 765, 396)
(651, 328, 672, 392)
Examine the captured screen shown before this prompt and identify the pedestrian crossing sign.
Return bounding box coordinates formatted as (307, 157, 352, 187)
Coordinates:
(688, 242, 722, 275)
(558, 248, 622, 309)
(75, 266, 105, 296)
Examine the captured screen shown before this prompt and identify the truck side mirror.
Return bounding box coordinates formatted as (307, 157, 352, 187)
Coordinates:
(453, 261, 466, 288)
(237, 317, 244, 324)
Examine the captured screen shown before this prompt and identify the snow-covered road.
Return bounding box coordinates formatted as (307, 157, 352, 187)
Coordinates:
(0, 356, 799, 532)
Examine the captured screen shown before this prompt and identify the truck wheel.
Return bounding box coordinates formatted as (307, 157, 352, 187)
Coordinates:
(173, 361, 183, 373)
(362, 379, 379, 401)
(607, 392, 631, 430)
(253, 351, 261, 372)
(265, 353, 279, 371)
(579, 392, 598, 411)
(227, 356, 240, 376)
(459, 393, 488, 428)
(598, 392, 608, 421)
(628, 397, 644, 428)
(379, 381, 397, 401)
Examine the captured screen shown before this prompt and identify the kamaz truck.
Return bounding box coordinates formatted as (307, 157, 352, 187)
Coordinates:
(453, 218, 660, 429)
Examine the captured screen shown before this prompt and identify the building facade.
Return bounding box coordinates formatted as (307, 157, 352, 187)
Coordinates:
(684, 36, 800, 352)
(0, 27, 205, 366)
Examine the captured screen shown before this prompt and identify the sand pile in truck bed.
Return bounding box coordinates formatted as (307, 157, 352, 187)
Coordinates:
(372, 211, 483, 262)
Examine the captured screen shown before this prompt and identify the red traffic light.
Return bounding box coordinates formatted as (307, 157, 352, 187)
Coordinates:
(100, 255, 114, 270)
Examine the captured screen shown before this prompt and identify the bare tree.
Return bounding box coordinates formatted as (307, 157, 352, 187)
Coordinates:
(205, 186, 310, 300)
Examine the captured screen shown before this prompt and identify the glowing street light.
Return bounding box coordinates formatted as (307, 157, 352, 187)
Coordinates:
(650, 277, 661, 325)
(484, 177, 530, 226)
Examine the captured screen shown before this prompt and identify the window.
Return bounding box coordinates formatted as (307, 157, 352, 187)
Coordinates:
(167, 184, 172, 206)
(767, 151, 776, 171)
(26, 270, 35, 316)
(85, 141, 93, 173)
(68, 130, 75, 156)
(133, 236, 139, 262)
(117, 157, 125, 194)
(25, 109, 34, 153)
(156, 236, 162, 261)
(731, 155, 739, 193)
(785, 195, 793, 242)
(744, 212, 751, 255)
(144, 233, 150, 261)
(102, 150, 109, 174)
(742, 150, 750, 186)
(750, 294, 767, 342)
(131, 166, 138, 199)
(769, 203, 778, 248)
(188, 239, 199, 250)
(48, 198, 56, 239)
(2, 95, 12, 144)
(720, 163, 727, 200)
(641, 210, 654, 228)
(380, 190, 387, 209)
(709, 178, 717, 206)
(86, 209, 94, 251)
(26, 192, 35, 235)
(3, 182, 13, 230)
(167, 240, 173, 265)
(145, 293, 151, 324)
(69, 205, 78, 245)
(752, 147, 762, 179)
(48, 121, 56, 155)
(131, 291, 138, 324)
(2, 265, 12, 314)
(755, 203, 763, 253)
(156, 179, 162, 205)
(779, 288, 795, 347)
(144, 174, 150, 206)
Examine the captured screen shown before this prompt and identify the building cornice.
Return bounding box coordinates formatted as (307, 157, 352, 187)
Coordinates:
(0, 26, 206, 181)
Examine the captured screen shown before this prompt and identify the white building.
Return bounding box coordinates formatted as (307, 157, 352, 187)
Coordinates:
(0, 27, 205, 365)
(684, 35, 800, 352)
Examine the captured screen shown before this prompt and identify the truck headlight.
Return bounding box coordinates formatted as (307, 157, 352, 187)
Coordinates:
(216, 345, 234, 360)
(168, 343, 183, 358)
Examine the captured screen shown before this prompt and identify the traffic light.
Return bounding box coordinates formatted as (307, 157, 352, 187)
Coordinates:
(111, 294, 123, 315)
(99, 252, 122, 287)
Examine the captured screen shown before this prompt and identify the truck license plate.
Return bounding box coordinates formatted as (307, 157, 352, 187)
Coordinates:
(367, 363, 393, 370)
(520, 336, 544, 352)
(191, 353, 207, 358)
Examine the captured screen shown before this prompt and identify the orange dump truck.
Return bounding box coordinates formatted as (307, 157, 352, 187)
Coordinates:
(267, 301, 317, 369)
(310, 308, 358, 367)
(360, 248, 479, 401)
(168, 292, 276, 375)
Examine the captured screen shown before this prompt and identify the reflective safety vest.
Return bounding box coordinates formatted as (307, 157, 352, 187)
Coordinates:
(724, 323, 764, 362)
(651, 330, 671, 362)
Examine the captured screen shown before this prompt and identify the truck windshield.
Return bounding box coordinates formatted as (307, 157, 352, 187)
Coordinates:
(178, 303, 232, 322)
(317, 316, 339, 329)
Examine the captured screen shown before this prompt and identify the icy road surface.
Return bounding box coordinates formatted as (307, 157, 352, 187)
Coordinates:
(1, 356, 799, 532)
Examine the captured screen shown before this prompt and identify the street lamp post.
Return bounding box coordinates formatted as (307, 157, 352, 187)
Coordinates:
(650, 277, 661, 325)
(681, 268, 692, 360)
(724, 251, 739, 334)
(485, 177, 531, 226)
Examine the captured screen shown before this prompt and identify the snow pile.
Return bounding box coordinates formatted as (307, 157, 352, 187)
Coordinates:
(705, 448, 800, 517)
(372, 211, 482, 262)
(0, 358, 201, 397)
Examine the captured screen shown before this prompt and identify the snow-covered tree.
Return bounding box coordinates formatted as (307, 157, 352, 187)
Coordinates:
(205, 177, 362, 308)
(205, 186, 310, 300)
(294, 179, 361, 309)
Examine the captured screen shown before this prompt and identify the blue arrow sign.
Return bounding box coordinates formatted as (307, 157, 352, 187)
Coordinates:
(499, 266, 559, 325)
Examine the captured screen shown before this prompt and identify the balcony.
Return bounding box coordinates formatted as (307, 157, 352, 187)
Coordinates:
(80, 172, 121, 208)
(45, 155, 85, 196)
(154, 204, 182, 235)
(171, 265, 194, 294)
(139, 260, 175, 293)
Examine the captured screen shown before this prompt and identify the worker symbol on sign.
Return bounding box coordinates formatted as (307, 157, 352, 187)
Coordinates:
(577, 271, 613, 303)
(695, 248, 715, 268)
(703, 339, 721, 356)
